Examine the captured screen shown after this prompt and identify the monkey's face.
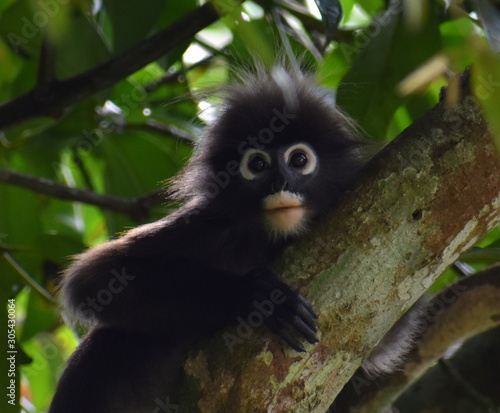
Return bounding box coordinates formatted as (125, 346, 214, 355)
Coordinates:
(238, 142, 320, 239)
(186, 73, 365, 242)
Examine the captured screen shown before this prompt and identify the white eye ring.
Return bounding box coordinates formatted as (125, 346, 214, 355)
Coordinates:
(284, 143, 318, 175)
(240, 149, 272, 181)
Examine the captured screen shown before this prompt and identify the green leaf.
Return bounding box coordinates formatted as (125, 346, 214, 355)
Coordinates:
(317, 44, 353, 90)
(471, 42, 500, 150)
(0, 41, 23, 102)
(156, 0, 197, 28)
(0, 0, 42, 56)
(22, 332, 69, 411)
(439, 16, 476, 50)
(54, 11, 110, 79)
(0, 0, 16, 14)
(90, 129, 190, 233)
(102, 0, 166, 54)
(337, 4, 441, 140)
(20, 290, 59, 342)
(228, 17, 276, 67)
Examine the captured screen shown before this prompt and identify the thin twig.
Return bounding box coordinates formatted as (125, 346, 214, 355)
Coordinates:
(3, 252, 57, 305)
(0, 168, 165, 220)
(144, 55, 216, 92)
(126, 119, 198, 143)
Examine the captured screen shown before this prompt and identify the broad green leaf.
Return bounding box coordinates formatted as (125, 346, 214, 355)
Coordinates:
(102, 0, 166, 54)
(0, 0, 42, 56)
(0, 183, 43, 278)
(227, 17, 276, 67)
(22, 332, 68, 411)
(439, 16, 476, 50)
(337, 4, 441, 140)
(0, 0, 16, 14)
(20, 290, 58, 342)
(471, 41, 500, 149)
(54, 11, 110, 79)
(317, 44, 354, 90)
(91, 129, 190, 233)
(0, 39, 23, 101)
(156, 0, 198, 28)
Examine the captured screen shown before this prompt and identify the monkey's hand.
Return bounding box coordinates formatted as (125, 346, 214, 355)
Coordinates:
(249, 270, 319, 352)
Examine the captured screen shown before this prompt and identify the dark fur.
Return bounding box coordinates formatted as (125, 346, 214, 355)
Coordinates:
(49, 69, 365, 412)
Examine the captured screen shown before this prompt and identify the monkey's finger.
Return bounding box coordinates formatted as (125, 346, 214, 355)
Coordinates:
(294, 300, 318, 330)
(296, 293, 318, 320)
(277, 289, 318, 331)
(264, 317, 306, 352)
(275, 281, 318, 320)
(271, 302, 318, 344)
(288, 314, 319, 344)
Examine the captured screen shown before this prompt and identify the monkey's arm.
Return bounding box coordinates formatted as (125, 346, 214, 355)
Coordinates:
(61, 216, 318, 348)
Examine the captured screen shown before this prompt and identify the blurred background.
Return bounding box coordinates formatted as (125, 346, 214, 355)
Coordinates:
(0, 0, 499, 411)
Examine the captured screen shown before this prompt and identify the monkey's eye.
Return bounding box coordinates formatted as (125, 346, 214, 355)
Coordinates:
(240, 149, 272, 180)
(289, 151, 308, 168)
(284, 143, 318, 175)
(248, 154, 269, 173)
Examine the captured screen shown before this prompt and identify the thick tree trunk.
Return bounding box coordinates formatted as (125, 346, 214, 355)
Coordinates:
(178, 92, 500, 412)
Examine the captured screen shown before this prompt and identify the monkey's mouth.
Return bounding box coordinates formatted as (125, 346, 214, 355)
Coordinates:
(263, 192, 306, 231)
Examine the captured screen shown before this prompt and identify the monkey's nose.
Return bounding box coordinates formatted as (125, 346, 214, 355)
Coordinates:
(271, 178, 289, 193)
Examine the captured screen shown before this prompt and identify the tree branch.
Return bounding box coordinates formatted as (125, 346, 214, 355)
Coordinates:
(0, 2, 241, 130)
(0, 168, 165, 220)
(335, 265, 500, 412)
(177, 94, 500, 410)
(126, 120, 198, 144)
(396, 266, 500, 409)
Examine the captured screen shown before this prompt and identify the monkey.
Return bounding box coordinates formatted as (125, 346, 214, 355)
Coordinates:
(48, 66, 367, 413)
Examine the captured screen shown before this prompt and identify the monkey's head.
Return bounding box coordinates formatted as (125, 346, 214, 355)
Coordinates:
(173, 67, 366, 240)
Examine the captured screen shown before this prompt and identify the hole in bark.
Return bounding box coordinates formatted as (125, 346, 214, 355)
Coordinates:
(412, 209, 423, 221)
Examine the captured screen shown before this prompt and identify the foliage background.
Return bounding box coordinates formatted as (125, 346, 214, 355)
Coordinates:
(0, 0, 499, 411)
